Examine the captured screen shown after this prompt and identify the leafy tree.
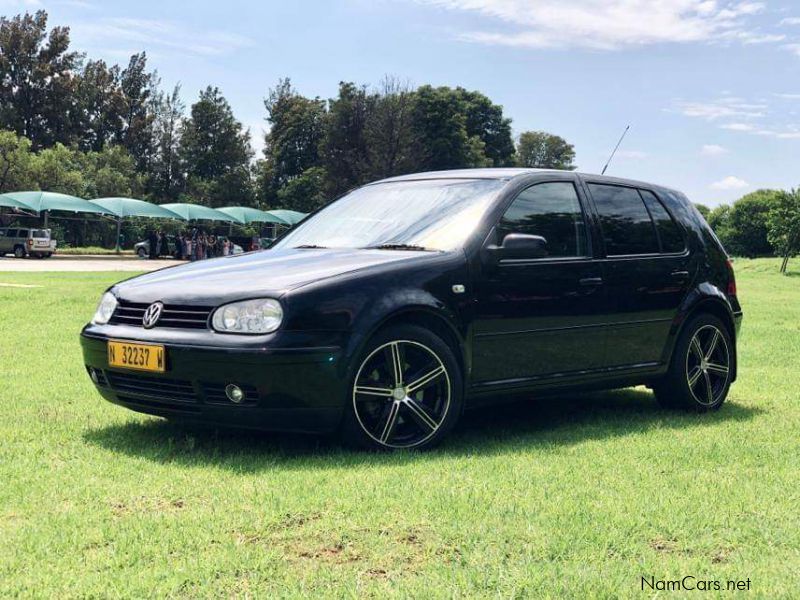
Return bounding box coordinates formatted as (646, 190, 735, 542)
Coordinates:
(321, 82, 372, 197)
(151, 83, 185, 200)
(364, 77, 416, 180)
(456, 88, 515, 167)
(410, 85, 483, 171)
(516, 131, 576, 170)
(80, 145, 144, 199)
(0, 11, 83, 149)
(180, 86, 253, 207)
(276, 166, 327, 213)
(767, 189, 800, 273)
(0, 130, 35, 192)
(723, 190, 780, 257)
(75, 59, 124, 152)
(119, 53, 159, 172)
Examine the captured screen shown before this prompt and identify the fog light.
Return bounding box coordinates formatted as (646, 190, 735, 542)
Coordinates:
(225, 384, 244, 404)
(89, 368, 99, 384)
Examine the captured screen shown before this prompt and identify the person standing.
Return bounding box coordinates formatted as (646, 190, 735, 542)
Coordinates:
(147, 230, 158, 260)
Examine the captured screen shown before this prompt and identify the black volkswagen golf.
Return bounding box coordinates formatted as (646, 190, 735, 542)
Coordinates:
(81, 168, 743, 450)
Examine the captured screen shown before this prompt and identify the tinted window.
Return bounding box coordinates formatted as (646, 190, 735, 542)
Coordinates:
(18, 229, 29, 238)
(498, 182, 588, 258)
(639, 190, 684, 253)
(6, 229, 17, 237)
(589, 184, 659, 256)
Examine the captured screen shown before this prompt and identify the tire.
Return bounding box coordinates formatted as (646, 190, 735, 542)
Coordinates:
(340, 324, 463, 451)
(43, 253, 52, 259)
(136, 247, 147, 259)
(13, 246, 26, 259)
(653, 314, 733, 411)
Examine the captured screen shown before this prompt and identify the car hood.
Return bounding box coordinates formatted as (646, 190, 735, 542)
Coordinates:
(113, 247, 435, 304)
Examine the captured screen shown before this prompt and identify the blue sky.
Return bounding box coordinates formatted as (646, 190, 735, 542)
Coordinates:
(5, 0, 800, 205)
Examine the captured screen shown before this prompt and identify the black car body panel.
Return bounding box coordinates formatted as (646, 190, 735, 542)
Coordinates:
(81, 168, 742, 434)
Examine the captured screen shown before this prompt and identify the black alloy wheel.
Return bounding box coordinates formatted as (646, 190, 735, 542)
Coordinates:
(343, 325, 462, 450)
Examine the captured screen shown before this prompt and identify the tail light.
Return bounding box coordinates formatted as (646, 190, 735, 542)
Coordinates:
(26, 239, 33, 246)
(726, 258, 737, 296)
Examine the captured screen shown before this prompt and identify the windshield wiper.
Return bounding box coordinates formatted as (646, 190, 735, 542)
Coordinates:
(293, 244, 328, 249)
(364, 243, 435, 252)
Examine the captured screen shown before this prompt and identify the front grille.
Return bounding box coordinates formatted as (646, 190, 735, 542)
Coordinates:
(107, 372, 198, 404)
(109, 301, 212, 329)
(201, 382, 259, 406)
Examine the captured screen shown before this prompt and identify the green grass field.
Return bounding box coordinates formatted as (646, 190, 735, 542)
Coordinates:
(1, 260, 798, 598)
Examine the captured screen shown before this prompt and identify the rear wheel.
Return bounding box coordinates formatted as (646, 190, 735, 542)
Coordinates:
(341, 324, 463, 450)
(654, 314, 733, 411)
(136, 247, 147, 259)
(13, 246, 26, 259)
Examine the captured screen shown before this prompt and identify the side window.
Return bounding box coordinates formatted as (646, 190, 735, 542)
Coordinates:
(19, 229, 29, 238)
(639, 190, 685, 253)
(6, 229, 17, 238)
(498, 182, 588, 258)
(589, 184, 659, 256)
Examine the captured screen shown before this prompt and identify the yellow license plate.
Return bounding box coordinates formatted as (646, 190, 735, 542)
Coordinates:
(107, 340, 166, 373)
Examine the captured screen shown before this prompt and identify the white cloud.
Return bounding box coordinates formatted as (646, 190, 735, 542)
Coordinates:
(675, 97, 766, 120)
(721, 122, 756, 131)
(774, 93, 800, 99)
(780, 17, 800, 26)
(701, 144, 728, 155)
(414, 0, 770, 50)
(710, 176, 749, 190)
(69, 18, 255, 58)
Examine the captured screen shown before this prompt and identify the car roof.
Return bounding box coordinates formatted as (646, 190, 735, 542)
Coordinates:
(370, 168, 681, 195)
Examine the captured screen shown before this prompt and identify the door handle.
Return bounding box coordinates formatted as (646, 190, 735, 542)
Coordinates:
(671, 270, 690, 280)
(579, 277, 604, 286)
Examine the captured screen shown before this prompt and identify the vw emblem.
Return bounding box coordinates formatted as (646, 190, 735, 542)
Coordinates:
(142, 302, 164, 329)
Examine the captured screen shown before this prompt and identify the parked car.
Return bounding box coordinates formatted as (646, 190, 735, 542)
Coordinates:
(0, 227, 56, 258)
(81, 168, 742, 450)
(134, 237, 243, 258)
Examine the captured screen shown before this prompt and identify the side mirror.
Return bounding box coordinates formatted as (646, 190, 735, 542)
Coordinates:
(500, 233, 548, 258)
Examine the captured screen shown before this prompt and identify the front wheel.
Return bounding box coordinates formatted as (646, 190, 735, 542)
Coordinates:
(340, 324, 463, 450)
(653, 314, 733, 411)
(136, 247, 147, 259)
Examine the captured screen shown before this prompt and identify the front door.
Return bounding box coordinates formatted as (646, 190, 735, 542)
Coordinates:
(472, 180, 607, 384)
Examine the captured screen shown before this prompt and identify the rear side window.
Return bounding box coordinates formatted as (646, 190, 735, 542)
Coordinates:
(498, 182, 588, 258)
(18, 229, 29, 238)
(6, 229, 17, 237)
(639, 190, 685, 253)
(589, 184, 659, 256)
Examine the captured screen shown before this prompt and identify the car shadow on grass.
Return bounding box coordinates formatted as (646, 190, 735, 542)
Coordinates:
(82, 387, 762, 472)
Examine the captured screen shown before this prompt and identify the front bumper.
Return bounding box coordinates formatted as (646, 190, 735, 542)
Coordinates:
(80, 332, 347, 434)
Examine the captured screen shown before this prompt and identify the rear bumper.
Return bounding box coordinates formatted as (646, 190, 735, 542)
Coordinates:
(80, 333, 347, 434)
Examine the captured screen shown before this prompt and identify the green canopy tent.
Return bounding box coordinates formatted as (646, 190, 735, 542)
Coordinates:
(89, 197, 187, 251)
(160, 203, 243, 224)
(0, 191, 111, 226)
(267, 209, 307, 225)
(217, 206, 290, 225)
(0, 193, 37, 212)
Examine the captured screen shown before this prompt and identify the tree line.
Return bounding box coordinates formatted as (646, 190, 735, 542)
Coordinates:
(0, 10, 577, 220)
(696, 188, 800, 273)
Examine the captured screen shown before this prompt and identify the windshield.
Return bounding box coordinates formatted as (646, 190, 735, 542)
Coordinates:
(273, 178, 506, 252)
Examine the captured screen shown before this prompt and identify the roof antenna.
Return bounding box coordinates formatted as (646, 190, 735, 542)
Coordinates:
(601, 125, 630, 175)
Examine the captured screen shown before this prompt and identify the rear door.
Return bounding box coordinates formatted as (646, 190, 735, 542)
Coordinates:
(472, 179, 607, 384)
(584, 182, 692, 367)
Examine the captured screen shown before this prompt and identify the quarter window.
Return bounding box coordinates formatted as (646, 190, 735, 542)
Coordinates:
(498, 182, 588, 258)
(589, 184, 659, 256)
(639, 190, 685, 253)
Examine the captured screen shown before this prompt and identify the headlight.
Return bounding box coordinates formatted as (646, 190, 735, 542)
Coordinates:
(211, 298, 283, 334)
(92, 292, 118, 325)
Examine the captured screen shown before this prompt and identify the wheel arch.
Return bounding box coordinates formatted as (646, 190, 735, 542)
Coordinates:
(344, 305, 468, 383)
(671, 293, 738, 381)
